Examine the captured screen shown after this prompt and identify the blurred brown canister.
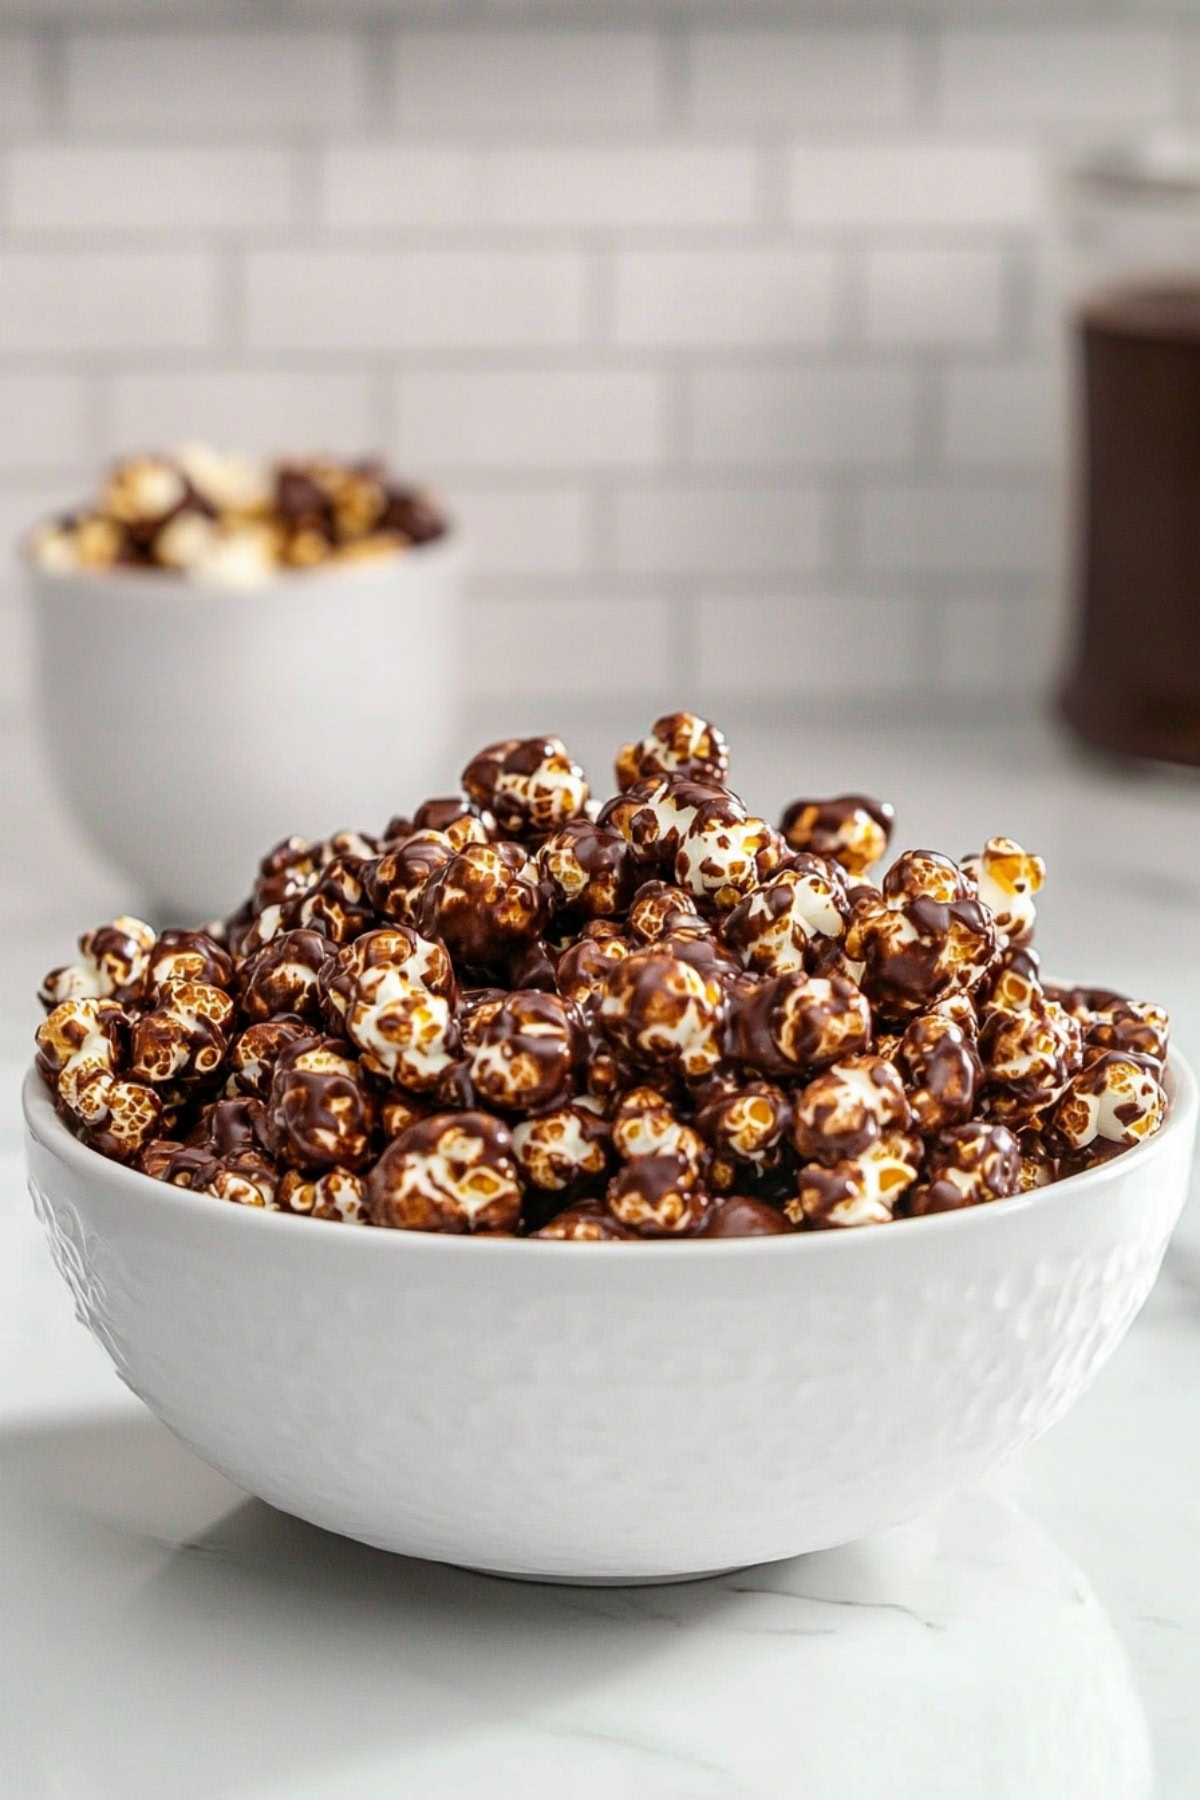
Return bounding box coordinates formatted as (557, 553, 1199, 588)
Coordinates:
(1060, 140, 1200, 764)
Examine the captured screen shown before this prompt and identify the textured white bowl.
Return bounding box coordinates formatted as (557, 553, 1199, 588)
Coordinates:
(23, 1056, 1197, 1584)
(26, 540, 464, 922)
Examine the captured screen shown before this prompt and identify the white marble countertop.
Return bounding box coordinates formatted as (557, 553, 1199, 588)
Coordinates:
(2, 708, 1198, 1800)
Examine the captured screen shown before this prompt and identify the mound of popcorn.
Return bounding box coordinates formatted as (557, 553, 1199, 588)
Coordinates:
(35, 713, 1172, 1238)
(27, 445, 446, 586)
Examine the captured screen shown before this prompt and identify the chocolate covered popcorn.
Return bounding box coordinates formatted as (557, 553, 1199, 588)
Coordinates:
(37, 996, 163, 1162)
(723, 861, 849, 978)
(415, 842, 548, 972)
(462, 737, 589, 839)
(537, 822, 638, 922)
(28, 447, 447, 586)
(35, 715, 1172, 1235)
(267, 1037, 375, 1171)
(903, 1123, 1023, 1216)
(598, 946, 725, 1080)
(780, 794, 894, 878)
(368, 1112, 522, 1233)
(615, 712, 730, 793)
(791, 1056, 911, 1166)
(39, 916, 157, 1009)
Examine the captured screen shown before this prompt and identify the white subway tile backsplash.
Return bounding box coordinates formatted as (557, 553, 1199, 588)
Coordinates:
(0, 36, 42, 132)
(788, 143, 1040, 230)
(614, 250, 838, 349)
(11, 148, 294, 232)
(939, 30, 1176, 126)
(942, 362, 1062, 467)
(688, 364, 919, 468)
(450, 488, 589, 578)
(395, 31, 661, 128)
(394, 369, 665, 471)
(859, 483, 1049, 577)
(321, 145, 762, 233)
(934, 593, 1033, 697)
(64, 33, 368, 130)
(0, 480, 85, 710)
(615, 485, 826, 577)
(0, 253, 217, 352)
(865, 248, 1005, 347)
(696, 592, 924, 697)
(490, 147, 761, 230)
(245, 251, 587, 351)
(689, 31, 915, 126)
(320, 150, 483, 230)
(0, 16, 1175, 725)
(0, 378, 90, 473)
(465, 593, 670, 698)
(107, 371, 378, 458)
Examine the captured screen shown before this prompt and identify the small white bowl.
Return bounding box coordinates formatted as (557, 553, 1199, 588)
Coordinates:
(26, 539, 465, 922)
(23, 1055, 1197, 1585)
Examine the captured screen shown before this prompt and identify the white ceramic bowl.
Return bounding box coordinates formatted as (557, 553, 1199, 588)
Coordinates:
(23, 1056, 1197, 1585)
(26, 540, 464, 923)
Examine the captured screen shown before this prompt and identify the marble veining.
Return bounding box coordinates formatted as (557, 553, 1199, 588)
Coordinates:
(1, 711, 1198, 1797)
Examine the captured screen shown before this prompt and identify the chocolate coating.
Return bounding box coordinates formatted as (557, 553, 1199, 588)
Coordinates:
(129, 979, 234, 1087)
(368, 1111, 522, 1234)
(598, 945, 725, 1079)
(896, 1014, 981, 1132)
(187, 1095, 274, 1162)
(779, 794, 894, 877)
(320, 926, 455, 1041)
(626, 880, 705, 944)
(462, 737, 589, 838)
(512, 1099, 611, 1195)
(846, 890, 1000, 1020)
(792, 1055, 911, 1165)
(240, 929, 336, 1025)
(364, 832, 456, 926)
(697, 1195, 794, 1236)
(267, 1036, 375, 1171)
(614, 712, 729, 793)
(276, 1167, 367, 1223)
(416, 842, 548, 972)
(537, 820, 638, 921)
(226, 1017, 310, 1100)
(674, 807, 774, 911)
(556, 933, 632, 1012)
(253, 837, 319, 914)
(724, 971, 871, 1077)
(695, 1079, 791, 1189)
(412, 795, 495, 847)
(906, 1121, 1022, 1213)
(534, 1201, 634, 1241)
(791, 1135, 920, 1229)
(464, 989, 582, 1113)
(978, 994, 1082, 1127)
(290, 856, 375, 945)
(39, 915, 157, 1010)
(722, 862, 848, 978)
(606, 1152, 710, 1237)
(146, 929, 234, 996)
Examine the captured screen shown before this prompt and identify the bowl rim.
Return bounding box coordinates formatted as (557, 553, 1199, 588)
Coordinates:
(22, 1048, 1198, 1260)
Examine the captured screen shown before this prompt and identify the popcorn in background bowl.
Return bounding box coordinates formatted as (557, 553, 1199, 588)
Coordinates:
(28, 444, 447, 587)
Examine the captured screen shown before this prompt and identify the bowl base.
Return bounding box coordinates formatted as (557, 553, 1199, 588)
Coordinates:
(459, 1561, 746, 1588)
